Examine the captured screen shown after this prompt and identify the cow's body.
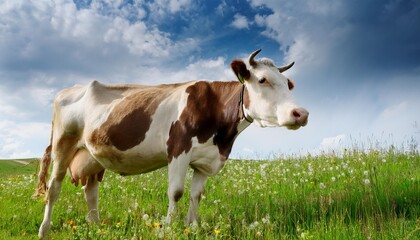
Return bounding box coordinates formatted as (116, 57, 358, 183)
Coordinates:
(35, 50, 309, 239)
(64, 80, 245, 180)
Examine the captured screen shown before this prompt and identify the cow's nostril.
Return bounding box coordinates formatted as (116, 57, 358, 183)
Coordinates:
(293, 110, 301, 118)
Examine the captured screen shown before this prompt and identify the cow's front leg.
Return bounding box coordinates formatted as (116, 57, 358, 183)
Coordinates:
(186, 169, 207, 224)
(166, 153, 191, 223)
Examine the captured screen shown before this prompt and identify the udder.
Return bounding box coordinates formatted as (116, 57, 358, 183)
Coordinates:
(69, 149, 105, 186)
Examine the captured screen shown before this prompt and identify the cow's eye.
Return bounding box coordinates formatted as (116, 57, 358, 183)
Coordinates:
(258, 78, 267, 84)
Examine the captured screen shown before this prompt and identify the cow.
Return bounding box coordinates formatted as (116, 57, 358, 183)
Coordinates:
(34, 49, 308, 238)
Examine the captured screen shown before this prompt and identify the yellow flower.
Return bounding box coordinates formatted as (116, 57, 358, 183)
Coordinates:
(153, 222, 162, 228)
(310, 181, 314, 185)
(67, 219, 74, 225)
(184, 228, 190, 235)
(72, 225, 77, 231)
(214, 229, 221, 235)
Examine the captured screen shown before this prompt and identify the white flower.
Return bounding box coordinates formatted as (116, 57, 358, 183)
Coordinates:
(319, 183, 326, 189)
(331, 177, 336, 182)
(364, 179, 370, 185)
(364, 171, 369, 177)
(382, 159, 386, 163)
(142, 214, 149, 221)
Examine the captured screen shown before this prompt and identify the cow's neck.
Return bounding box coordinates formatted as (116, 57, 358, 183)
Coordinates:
(210, 81, 252, 160)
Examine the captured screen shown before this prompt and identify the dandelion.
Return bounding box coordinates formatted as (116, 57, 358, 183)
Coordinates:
(382, 158, 386, 163)
(364, 170, 369, 176)
(331, 177, 336, 182)
(214, 228, 221, 235)
(319, 183, 326, 189)
(364, 179, 370, 185)
(72, 225, 77, 231)
(142, 214, 149, 221)
(154, 222, 162, 228)
(184, 228, 190, 235)
(116, 222, 121, 227)
(262, 214, 270, 224)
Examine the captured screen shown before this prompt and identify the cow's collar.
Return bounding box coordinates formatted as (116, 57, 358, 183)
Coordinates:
(240, 84, 253, 123)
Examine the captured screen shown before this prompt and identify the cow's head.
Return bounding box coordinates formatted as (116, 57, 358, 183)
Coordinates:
(231, 49, 309, 129)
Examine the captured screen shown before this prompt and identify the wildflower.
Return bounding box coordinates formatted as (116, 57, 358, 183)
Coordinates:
(116, 222, 121, 227)
(67, 219, 74, 225)
(364, 170, 369, 176)
(319, 183, 326, 189)
(142, 214, 149, 221)
(364, 179, 370, 185)
(331, 177, 336, 182)
(382, 159, 386, 163)
(262, 214, 270, 224)
(256, 231, 262, 237)
(184, 228, 190, 235)
(214, 228, 221, 235)
(72, 225, 77, 231)
(154, 222, 162, 228)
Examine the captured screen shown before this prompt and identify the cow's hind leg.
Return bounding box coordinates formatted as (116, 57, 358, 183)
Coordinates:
(186, 170, 207, 224)
(38, 136, 77, 239)
(84, 175, 101, 224)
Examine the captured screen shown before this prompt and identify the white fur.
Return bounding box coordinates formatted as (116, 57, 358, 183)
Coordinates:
(245, 62, 299, 128)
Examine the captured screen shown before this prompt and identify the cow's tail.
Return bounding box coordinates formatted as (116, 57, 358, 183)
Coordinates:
(33, 125, 53, 199)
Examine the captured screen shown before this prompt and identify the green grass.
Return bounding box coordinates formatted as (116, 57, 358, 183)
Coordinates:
(0, 149, 419, 239)
(0, 159, 38, 175)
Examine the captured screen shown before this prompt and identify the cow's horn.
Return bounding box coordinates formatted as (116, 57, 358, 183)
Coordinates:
(249, 49, 262, 67)
(278, 61, 295, 73)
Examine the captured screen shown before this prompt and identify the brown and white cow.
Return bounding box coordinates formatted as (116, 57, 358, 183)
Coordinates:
(34, 49, 308, 238)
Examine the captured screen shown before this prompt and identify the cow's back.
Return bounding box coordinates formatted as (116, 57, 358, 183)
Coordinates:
(52, 80, 195, 174)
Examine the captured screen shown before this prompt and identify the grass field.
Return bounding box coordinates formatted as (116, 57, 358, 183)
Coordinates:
(0, 159, 38, 175)
(0, 148, 419, 239)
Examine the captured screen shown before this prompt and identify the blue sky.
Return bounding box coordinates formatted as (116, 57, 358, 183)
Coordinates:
(0, 0, 419, 159)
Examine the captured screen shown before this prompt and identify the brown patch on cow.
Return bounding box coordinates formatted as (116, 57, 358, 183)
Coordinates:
(167, 81, 245, 162)
(287, 78, 295, 91)
(90, 86, 175, 151)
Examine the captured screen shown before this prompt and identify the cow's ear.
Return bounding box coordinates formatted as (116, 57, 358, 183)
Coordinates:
(287, 78, 295, 91)
(230, 59, 250, 84)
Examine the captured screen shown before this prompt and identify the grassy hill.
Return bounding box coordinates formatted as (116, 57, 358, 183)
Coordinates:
(0, 159, 38, 175)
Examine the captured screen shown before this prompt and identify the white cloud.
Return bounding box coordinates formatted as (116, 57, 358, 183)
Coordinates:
(216, 0, 228, 16)
(320, 134, 346, 152)
(0, 0, 198, 75)
(147, 0, 193, 19)
(138, 56, 233, 85)
(381, 101, 408, 119)
(254, 14, 266, 27)
(0, 121, 51, 159)
(231, 14, 249, 29)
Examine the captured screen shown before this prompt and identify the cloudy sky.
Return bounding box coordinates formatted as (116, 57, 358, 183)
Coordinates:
(1, 0, 419, 159)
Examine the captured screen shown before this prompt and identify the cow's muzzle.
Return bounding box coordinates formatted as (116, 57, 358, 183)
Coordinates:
(286, 108, 309, 130)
